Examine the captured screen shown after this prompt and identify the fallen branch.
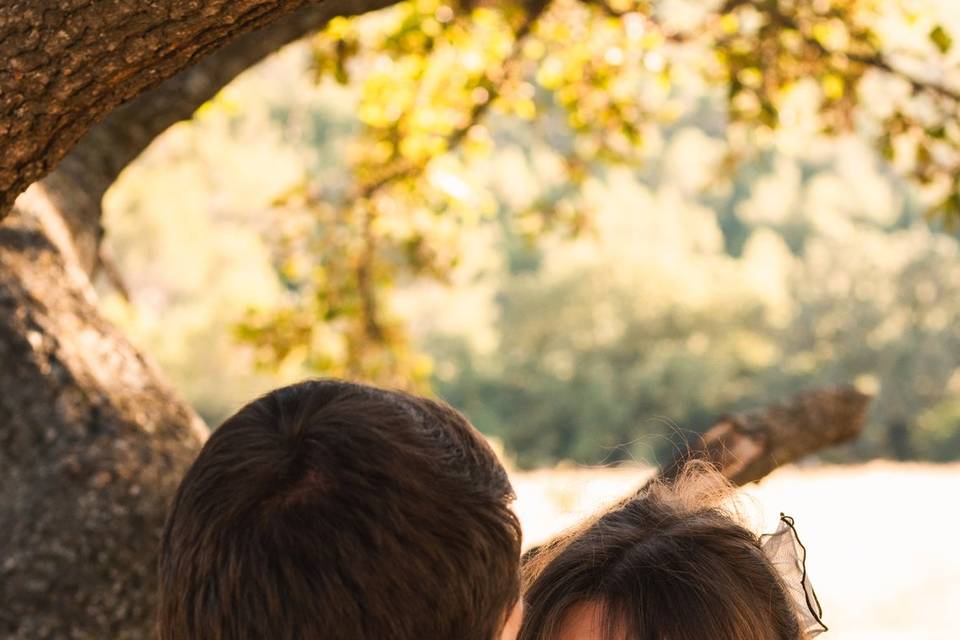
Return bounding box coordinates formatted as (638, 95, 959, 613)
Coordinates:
(523, 385, 871, 563)
(653, 385, 871, 488)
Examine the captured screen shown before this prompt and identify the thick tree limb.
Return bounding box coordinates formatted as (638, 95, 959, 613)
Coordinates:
(522, 386, 871, 564)
(23, 1, 401, 272)
(654, 385, 871, 487)
(0, 191, 208, 638)
(0, 0, 405, 219)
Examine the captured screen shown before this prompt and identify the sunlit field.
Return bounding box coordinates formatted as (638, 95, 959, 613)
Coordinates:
(513, 462, 960, 640)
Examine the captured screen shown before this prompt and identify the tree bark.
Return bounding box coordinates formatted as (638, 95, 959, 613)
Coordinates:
(39, 0, 400, 273)
(0, 5, 408, 636)
(0, 190, 207, 639)
(654, 385, 871, 487)
(0, 0, 404, 219)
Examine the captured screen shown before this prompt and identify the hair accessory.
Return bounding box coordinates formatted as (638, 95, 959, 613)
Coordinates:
(760, 513, 828, 636)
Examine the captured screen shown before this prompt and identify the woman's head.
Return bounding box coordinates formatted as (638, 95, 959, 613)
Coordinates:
(518, 464, 806, 640)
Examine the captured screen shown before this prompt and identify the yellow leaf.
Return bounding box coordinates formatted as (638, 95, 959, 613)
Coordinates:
(720, 13, 739, 34)
(821, 73, 844, 100)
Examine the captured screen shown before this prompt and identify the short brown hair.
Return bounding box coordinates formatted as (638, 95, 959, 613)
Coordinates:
(519, 465, 805, 640)
(159, 379, 521, 640)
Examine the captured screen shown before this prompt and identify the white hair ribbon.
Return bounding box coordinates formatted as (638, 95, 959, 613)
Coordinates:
(760, 514, 828, 637)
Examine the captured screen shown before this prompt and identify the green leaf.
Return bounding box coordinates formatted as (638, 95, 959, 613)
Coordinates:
(929, 24, 952, 54)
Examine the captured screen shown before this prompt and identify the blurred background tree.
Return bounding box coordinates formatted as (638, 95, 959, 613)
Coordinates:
(103, 0, 960, 467)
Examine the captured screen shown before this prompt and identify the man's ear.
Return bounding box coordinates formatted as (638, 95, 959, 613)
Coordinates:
(501, 599, 523, 640)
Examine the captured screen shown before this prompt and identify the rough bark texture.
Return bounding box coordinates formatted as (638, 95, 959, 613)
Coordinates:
(51, 10, 329, 266)
(0, 0, 403, 218)
(0, 190, 208, 639)
(654, 385, 871, 487)
(12, 0, 404, 296)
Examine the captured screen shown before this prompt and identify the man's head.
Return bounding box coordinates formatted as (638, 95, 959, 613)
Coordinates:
(159, 379, 521, 640)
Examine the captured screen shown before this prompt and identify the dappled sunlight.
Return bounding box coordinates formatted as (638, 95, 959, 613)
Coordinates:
(80, 0, 960, 631)
(98, 2, 960, 470)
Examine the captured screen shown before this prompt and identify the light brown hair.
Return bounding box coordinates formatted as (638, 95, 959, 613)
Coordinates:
(158, 379, 521, 640)
(518, 464, 805, 640)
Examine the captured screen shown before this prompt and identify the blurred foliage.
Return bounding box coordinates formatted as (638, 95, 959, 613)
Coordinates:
(237, 0, 960, 392)
(432, 267, 775, 467)
(103, 0, 960, 462)
(432, 209, 960, 467)
(765, 227, 960, 461)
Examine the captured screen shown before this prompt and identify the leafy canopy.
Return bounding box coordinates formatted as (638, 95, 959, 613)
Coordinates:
(237, 0, 960, 388)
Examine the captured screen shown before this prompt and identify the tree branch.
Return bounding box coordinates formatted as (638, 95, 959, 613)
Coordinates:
(522, 385, 870, 563)
(764, 4, 960, 104)
(586, 0, 960, 104)
(0, 0, 407, 219)
(653, 385, 871, 487)
(342, 2, 551, 342)
(356, 1, 548, 202)
(0, 198, 208, 637)
(28, 0, 401, 273)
